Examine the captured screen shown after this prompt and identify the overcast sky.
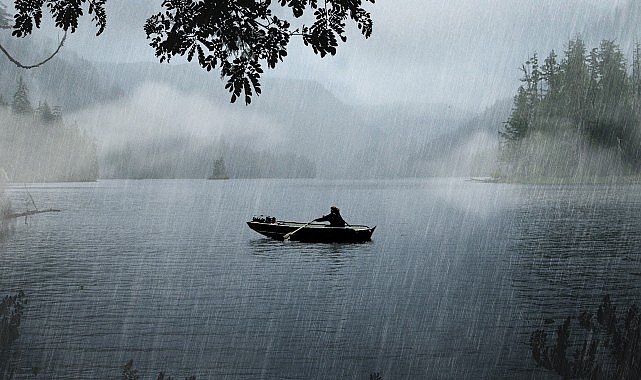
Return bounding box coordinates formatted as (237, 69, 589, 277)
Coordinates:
(17, 0, 637, 110)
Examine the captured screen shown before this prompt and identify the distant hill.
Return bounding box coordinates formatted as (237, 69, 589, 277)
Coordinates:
(407, 99, 511, 177)
(0, 36, 124, 110)
(0, 109, 99, 182)
(1, 0, 637, 180)
(0, 34, 497, 179)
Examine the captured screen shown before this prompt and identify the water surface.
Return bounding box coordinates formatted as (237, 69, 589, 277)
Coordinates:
(2, 179, 640, 379)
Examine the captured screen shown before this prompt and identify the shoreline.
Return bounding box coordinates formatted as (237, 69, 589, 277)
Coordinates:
(473, 176, 641, 185)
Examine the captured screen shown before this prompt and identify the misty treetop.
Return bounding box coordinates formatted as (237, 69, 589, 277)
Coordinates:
(0, 78, 99, 182)
(10, 76, 61, 123)
(11, 75, 30, 114)
(4, 0, 374, 104)
(0, 1, 10, 29)
(500, 37, 641, 178)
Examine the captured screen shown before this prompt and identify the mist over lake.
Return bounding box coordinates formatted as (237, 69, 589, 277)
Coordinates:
(2, 0, 641, 378)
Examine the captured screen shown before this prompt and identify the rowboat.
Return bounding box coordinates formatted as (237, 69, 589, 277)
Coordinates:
(247, 218, 376, 243)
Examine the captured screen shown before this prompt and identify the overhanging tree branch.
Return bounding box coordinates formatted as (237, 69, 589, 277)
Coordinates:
(4, 0, 374, 104)
(0, 30, 66, 69)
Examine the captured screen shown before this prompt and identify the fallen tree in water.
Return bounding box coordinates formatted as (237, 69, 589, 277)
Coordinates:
(1, 187, 60, 230)
(4, 208, 60, 219)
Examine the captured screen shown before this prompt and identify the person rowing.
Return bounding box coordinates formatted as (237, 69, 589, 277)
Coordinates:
(313, 205, 349, 227)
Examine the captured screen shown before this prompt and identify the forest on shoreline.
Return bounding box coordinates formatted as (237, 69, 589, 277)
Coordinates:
(499, 37, 641, 180)
(0, 77, 317, 182)
(0, 78, 99, 183)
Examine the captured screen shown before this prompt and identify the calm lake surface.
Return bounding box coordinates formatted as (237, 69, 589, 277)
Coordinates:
(2, 178, 641, 379)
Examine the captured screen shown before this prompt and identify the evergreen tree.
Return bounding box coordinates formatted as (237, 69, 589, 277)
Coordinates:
(596, 40, 628, 109)
(0, 1, 10, 30)
(559, 37, 590, 123)
(11, 77, 32, 115)
(51, 105, 63, 123)
(500, 38, 641, 176)
(586, 47, 600, 110)
(630, 42, 641, 107)
(501, 86, 531, 144)
(502, 55, 542, 143)
(520, 54, 543, 115)
(584, 40, 633, 150)
(541, 50, 562, 116)
(631, 42, 641, 101)
(542, 51, 561, 96)
(36, 101, 56, 124)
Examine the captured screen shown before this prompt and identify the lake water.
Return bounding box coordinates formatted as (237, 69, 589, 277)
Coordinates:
(1, 178, 641, 379)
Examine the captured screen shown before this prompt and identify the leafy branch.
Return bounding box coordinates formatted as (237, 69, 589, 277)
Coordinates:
(143, 0, 374, 104)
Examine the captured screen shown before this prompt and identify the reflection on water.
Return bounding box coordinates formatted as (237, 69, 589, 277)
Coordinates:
(0, 179, 640, 379)
(249, 236, 375, 276)
(510, 185, 641, 307)
(506, 184, 641, 380)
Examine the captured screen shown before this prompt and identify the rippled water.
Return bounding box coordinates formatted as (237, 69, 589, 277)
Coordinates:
(1, 179, 640, 379)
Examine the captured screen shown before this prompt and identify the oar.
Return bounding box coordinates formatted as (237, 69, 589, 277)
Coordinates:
(283, 220, 314, 240)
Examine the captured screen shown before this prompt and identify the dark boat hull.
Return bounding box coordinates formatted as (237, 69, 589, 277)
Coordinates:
(247, 221, 376, 243)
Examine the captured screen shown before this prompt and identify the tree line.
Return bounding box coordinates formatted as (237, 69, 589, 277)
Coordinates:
(500, 37, 641, 178)
(0, 77, 99, 182)
(2, 76, 63, 124)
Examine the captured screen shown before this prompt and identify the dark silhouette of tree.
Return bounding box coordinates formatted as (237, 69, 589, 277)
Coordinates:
(530, 295, 641, 380)
(121, 359, 139, 380)
(11, 76, 32, 115)
(121, 360, 197, 380)
(541, 50, 561, 101)
(4, 0, 374, 104)
(121, 359, 377, 380)
(498, 55, 542, 163)
(500, 86, 531, 143)
(0, 291, 26, 379)
(559, 37, 591, 123)
(0, 1, 68, 69)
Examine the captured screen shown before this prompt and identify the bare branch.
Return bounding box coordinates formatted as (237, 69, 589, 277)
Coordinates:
(0, 31, 67, 69)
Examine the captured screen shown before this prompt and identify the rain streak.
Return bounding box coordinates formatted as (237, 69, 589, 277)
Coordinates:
(1, 1, 641, 379)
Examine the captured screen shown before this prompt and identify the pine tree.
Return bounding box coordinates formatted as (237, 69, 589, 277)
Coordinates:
(541, 50, 562, 116)
(586, 47, 600, 109)
(501, 38, 641, 175)
(596, 40, 628, 109)
(542, 51, 560, 95)
(501, 86, 531, 143)
(36, 101, 56, 124)
(559, 37, 590, 123)
(11, 77, 33, 115)
(631, 42, 641, 101)
(0, 1, 10, 30)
